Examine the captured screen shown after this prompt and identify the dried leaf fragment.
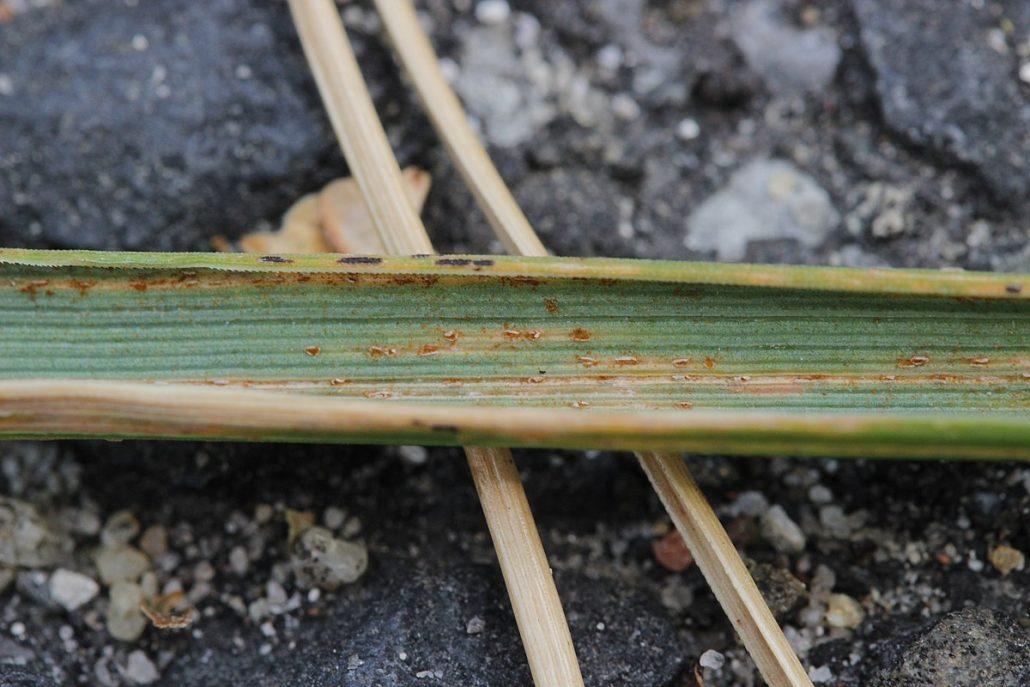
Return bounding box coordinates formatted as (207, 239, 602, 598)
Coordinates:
(140, 590, 198, 630)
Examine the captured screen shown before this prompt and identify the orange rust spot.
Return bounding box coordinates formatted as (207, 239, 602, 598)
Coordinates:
(614, 356, 639, 366)
(18, 280, 49, 300)
(418, 344, 440, 357)
(68, 279, 95, 295)
(881, 374, 897, 381)
(936, 552, 952, 566)
(898, 355, 930, 368)
(305, 346, 321, 357)
(442, 330, 459, 343)
(364, 390, 393, 399)
(499, 276, 543, 288)
(703, 357, 716, 370)
(503, 329, 522, 339)
(571, 400, 590, 409)
(576, 356, 599, 368)
(544, 298, 559, 314)
(131, 281, 148, 292)
(523, 330, 541, 341)
(369, 346, 398, 358)
(526, 376, 545, 383)
(969, 356, 990, 366)
(673, 358, 691, 367)
(330, 378, 349, 386)
(570, 328, 591, 342)
(678, 402, 694, 410)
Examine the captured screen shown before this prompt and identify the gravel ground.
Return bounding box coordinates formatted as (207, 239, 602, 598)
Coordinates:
(0, 1, 1028, 685)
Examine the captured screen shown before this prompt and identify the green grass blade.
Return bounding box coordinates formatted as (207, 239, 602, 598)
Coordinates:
(0, 250, 1026, 458)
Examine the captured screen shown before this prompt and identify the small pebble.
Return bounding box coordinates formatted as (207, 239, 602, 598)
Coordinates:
(106, 582, 146, 641)
(676, 118, 701, 141)
(466, 616, 485, 634)
(809, 665, 834, 683)
(138, 525, 167, 558)
(1020, 62, 1030, 85)
(323, 507, 346, 531)
(96, 547, 151, 585)
(0, 497, 63, 568)
(699, 649, 725, 670)
(825, 593, 864, 629)
(49, 569, 100, 611)
(123, 650, 159, 684)
(988, 544, 1025, 576)
(475, 0, 510, 25)
(652, 530, 694, 572)
(761, 505, 807, 554)
(101, 511, 140, 549)
(291, 526, 368, 590)
(397, 446, 427, 465)
(229, 546, 249, 576)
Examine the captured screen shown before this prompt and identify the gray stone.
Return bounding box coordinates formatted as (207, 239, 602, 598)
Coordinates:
(730, 0, 841, 96)
(747, 560, 807, 620)
(0, 498, 63, 568)
(0, 0, 340, 250)
(852, 0, 1030, 204)
(870, 607, 1030, 686)
(685, 159, 839, 262)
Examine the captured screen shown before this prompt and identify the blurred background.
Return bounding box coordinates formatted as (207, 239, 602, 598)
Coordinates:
(0, 1, 1027, 686)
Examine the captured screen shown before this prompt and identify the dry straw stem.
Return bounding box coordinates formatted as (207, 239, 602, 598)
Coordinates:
(373, 3, 811, 684)
(286, 2, 584, 685)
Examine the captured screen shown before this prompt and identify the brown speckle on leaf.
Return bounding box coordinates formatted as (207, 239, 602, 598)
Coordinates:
(544, 297, 559, 313)
(305, 346, 321, 357)
(898, 355, 930, 368)
(570, 328, 591, 342)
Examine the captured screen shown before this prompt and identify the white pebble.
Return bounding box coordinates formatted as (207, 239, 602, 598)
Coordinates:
(124, 650, 160, 685)
(676, 118, 701, 141)
(809, 665, 834, 683)
(229, 546, 249, 576)
(699, 649, 725, 670)
(1019, 62, 1030, 84)
(49, 569, 100, 611)
(397, 445, 428, 465)
(323, 507, 347, 530)
(761, 505, 807, 554)
(475, 0, 510, 25)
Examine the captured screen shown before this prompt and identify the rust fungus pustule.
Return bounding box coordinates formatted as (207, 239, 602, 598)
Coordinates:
(544, 297, 559, 313)
(369, 346, 398, 358)
(418, 344, 440, 356)
(305, 346, 321, 357)
(576, 356, 599, 367)
(704, 357, 716, 370)
(569, 328, 591, 342)
(898, 355, 930, 368)
(969, 356, 990, 365)
(673, 358, 691, 367)
(442, 330, 458, 343)
(614, 356, 639, 366)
